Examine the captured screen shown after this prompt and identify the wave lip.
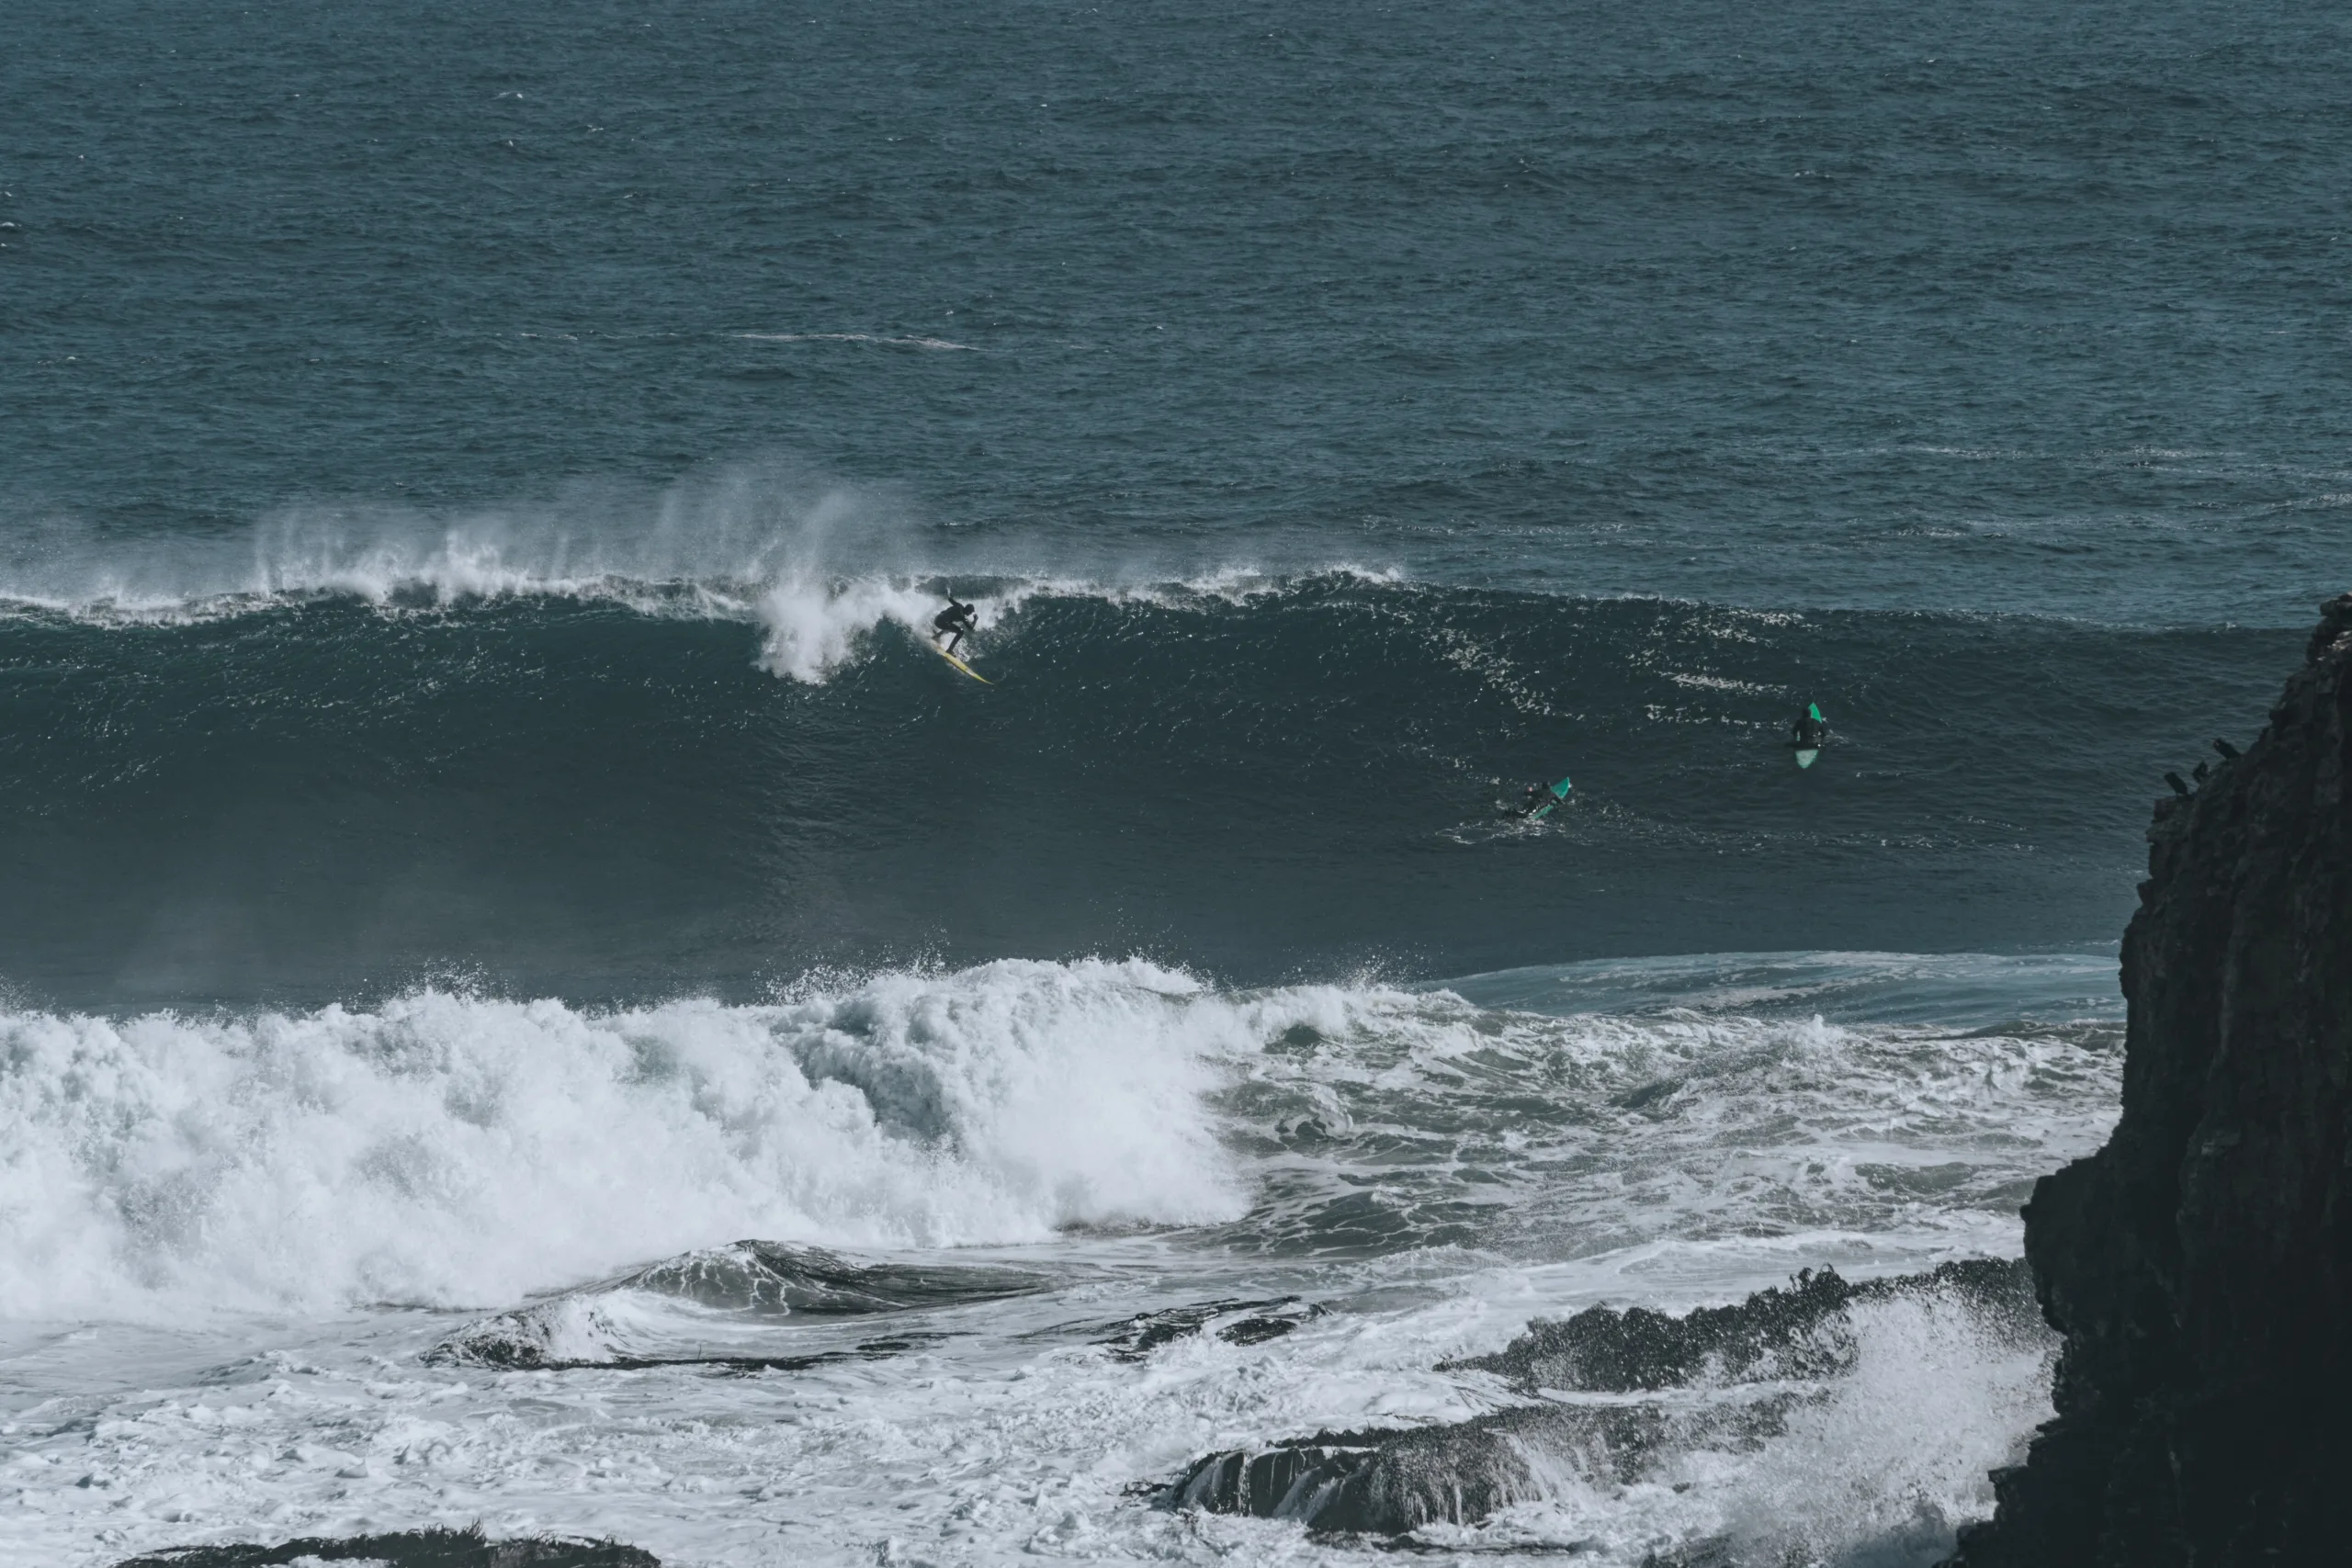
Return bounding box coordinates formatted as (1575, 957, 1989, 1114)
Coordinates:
(0, 501, 1408, 683)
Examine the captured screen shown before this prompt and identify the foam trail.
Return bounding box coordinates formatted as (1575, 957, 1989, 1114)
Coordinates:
(0, 960, 1253, 1320)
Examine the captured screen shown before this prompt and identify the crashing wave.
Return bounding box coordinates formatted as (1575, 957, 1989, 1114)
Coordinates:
(0, 960, 1253, 1319)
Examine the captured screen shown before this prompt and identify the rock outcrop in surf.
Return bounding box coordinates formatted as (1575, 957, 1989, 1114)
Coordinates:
(110, 1524, 659, 1567)
(1443, 1258, 2034, 1393)
(424, 1241, 1046, 1371)
(1945, 592, 2352, 1567)
(1158, 1259, 2041, 1536)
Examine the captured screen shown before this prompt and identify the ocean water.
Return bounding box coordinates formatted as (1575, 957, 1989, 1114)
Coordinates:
(1, 0, 2342, 1562)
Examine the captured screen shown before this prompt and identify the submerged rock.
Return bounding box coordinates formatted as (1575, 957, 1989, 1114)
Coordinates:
(425, 1240, 1046, 1370)
(112, 1523, 659, 1567)
(1090, 1295, 1324, 1360)
(1946, 593, 2352, 1568)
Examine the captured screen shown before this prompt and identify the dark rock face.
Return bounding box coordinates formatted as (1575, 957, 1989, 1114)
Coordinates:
(112, 1524, 660, 1567)
(1948, 593, 2352, 1568)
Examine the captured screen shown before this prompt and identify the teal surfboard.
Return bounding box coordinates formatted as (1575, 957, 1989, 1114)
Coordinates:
(1793, 703, 1824, 768)
(1528, 775, 1573, 819)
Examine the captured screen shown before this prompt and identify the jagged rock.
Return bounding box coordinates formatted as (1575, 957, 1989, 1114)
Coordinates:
(1946, 593, 2352, 1568)
(1448, 1258, 2033, 1394)
(111, 1523, 659, 1567)
(1161, 1405, 1668, 1532)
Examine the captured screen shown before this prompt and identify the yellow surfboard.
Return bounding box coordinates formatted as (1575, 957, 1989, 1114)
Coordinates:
(931, 639, 990, 683)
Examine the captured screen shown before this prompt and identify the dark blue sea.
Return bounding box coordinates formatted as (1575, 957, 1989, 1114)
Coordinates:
(1, 2, 2342, 1562)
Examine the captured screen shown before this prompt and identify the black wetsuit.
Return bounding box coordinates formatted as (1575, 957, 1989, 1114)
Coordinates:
(933, 599, 978, 654)
(1793, 715, 1827, 750)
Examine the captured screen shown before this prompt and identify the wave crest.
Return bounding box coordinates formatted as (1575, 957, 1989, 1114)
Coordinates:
(0, 475, 1407, 682)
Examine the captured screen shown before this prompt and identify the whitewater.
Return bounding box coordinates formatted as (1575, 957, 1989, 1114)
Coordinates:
(2, 953, 2122, 1564)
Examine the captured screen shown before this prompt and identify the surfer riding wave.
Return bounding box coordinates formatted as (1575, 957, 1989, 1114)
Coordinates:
(933, 595, 978, 655)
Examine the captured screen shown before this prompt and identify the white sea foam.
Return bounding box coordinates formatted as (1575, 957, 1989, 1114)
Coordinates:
(0, 960, 1260, 1321)
(0, 1235, 2062, 1568)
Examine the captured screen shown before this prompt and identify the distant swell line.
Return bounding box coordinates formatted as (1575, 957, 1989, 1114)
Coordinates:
(740, 332, 977, 351)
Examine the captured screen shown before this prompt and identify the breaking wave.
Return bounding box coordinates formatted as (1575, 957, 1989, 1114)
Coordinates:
(0, 953, 2122, 1325)
(0, 960, 1259, 1319)
(0, 474, 1397, 682)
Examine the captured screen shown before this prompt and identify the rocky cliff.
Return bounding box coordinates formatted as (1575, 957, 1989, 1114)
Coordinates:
(1949, 593, 2352, 1566)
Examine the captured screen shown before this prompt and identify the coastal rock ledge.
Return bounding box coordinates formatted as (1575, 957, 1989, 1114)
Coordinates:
(1947, 593, 2352, 1568)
